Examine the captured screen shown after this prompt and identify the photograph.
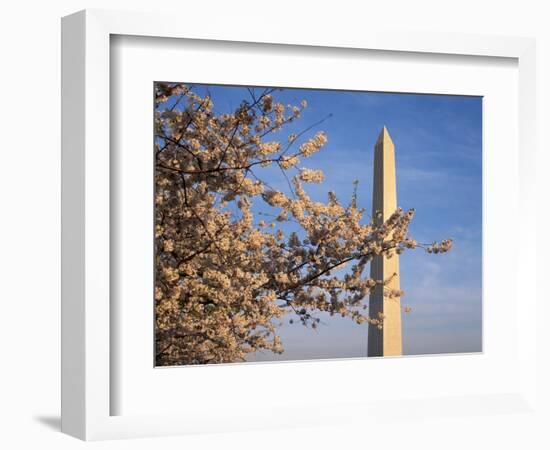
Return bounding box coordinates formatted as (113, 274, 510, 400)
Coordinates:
(153, 82, 482, 366)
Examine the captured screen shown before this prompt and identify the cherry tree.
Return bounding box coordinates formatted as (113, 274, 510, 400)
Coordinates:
(154, 83, 452, 366)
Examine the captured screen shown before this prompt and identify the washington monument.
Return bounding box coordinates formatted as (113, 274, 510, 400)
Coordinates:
(367, 127, 402, 357)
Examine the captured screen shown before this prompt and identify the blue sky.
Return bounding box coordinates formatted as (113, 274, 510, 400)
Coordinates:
(164, 84, 483, 359)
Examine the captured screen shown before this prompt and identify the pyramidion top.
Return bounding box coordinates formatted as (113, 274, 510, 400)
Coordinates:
(375, 125, 394, 148)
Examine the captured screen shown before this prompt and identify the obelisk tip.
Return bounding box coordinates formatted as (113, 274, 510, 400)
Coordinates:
(376, 126, 393, 147)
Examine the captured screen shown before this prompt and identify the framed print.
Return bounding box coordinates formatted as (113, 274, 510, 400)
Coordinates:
(61, 9, 537, 440)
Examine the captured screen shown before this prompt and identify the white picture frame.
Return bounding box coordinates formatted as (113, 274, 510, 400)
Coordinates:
(61, 9, 537, 441)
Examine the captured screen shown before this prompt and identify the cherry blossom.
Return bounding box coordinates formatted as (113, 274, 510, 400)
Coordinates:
(154, 83, 451, 366)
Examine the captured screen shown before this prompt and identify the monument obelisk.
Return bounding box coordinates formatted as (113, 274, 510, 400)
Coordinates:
(367, 127, 402, 357)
